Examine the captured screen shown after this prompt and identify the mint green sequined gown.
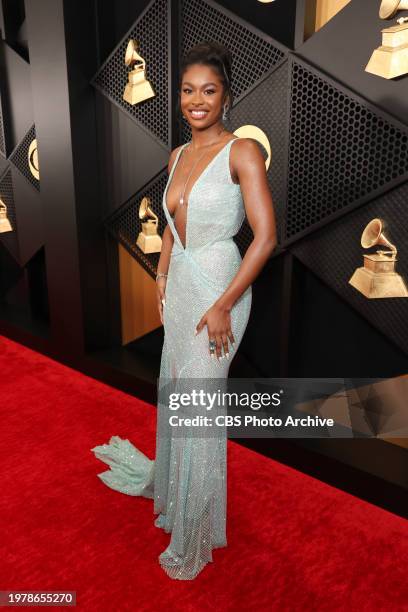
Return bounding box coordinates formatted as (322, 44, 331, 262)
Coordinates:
(91, 138, 252, 580)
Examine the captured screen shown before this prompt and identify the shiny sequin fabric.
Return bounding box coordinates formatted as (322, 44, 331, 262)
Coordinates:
(91, 138, 252, 580)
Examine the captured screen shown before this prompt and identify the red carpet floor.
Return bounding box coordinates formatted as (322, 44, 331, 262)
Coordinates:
(1, 333, 407, 611)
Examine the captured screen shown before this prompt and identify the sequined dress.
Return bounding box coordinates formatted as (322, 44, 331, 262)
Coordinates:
(91, 138, 252, 580)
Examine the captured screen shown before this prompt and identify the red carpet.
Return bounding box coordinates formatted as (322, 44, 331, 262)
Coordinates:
(1, 333, 407, 611)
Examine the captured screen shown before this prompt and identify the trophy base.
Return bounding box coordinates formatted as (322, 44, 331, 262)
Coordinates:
(0, 220, 13, 233)
(136, 232, 162, 254)
(349, 267, 408, 298)
(123, 81, 155, 105)
(365, 45, 408, 79)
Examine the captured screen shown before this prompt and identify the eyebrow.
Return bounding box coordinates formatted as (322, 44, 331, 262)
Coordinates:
(182, 82, 218, 87)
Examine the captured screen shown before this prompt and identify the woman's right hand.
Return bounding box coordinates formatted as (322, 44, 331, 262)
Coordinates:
(156, 278, 167, 324)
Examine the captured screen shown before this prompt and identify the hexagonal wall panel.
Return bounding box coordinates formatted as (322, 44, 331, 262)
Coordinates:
(284, 56, 408, 244)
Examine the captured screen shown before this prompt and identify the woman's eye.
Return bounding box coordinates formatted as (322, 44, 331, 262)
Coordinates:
(182, 88, 215, 94)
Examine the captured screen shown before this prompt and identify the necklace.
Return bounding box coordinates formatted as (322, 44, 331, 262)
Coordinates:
(177, 126, 227, 208)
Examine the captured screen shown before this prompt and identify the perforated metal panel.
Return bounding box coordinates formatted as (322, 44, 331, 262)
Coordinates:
(106, 171, 169, 277)
(291, 180, 408, 355)
(180, 0, 285, 117)
(0, 168, 19, 262)
(229, 60, 289, 252)
(9, 124, 40, 192)
(285, 56, 408, 243)
(91, 0, 170, 147)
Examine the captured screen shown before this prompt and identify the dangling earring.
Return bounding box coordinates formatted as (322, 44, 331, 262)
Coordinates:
(222, 104, 228, 121)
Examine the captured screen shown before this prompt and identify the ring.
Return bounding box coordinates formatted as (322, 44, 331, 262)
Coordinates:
(209, 339, 216, 351)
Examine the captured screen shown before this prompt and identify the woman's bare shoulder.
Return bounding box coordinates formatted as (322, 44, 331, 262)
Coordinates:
(232, 137, 266, 156)
(230, 137, 268, 177)
(167, 144, 186, 174)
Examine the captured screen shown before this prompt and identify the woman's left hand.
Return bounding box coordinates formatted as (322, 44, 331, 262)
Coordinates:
(195, 302, 235, 359)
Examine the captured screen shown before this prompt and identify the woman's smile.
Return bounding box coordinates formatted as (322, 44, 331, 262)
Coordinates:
(189, 109, 209, 120)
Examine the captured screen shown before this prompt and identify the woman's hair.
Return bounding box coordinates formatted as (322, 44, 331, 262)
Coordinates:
(177, 41, 233, 121)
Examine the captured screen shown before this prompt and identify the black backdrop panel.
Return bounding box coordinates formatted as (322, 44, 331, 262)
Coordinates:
(290, 179, 408, 355)
(284, 55, 408, 244)
(0, 42, 33, 153)
(92, 0, 170, 147)
(298, 0, 408, 126)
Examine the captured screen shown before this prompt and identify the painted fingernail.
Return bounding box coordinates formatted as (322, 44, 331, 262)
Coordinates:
(225, 353, 229, 359)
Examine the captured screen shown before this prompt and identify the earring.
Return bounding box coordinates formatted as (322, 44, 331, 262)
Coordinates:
(222, 104, 228, 121)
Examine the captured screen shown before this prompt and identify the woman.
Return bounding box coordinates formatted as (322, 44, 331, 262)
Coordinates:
(91, 41, 277, 580)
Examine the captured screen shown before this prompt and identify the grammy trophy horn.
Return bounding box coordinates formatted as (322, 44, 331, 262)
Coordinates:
(361, 218, 397, 256)
(379, 0, 408, 19)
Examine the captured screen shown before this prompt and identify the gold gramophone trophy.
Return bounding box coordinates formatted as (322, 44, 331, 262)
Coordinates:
(136, 196, 162, 254)
(123, 39, 155, 105)
(0, 198, 13, 233)
(365, 1, 408, 78)
(28, 138, 40, 180)
(349, 218, 408, 298)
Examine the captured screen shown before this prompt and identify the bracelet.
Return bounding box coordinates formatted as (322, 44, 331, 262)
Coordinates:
(156, 272, 168, 282)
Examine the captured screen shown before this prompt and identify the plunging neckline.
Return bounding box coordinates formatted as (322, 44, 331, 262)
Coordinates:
(164, 138, 238, 251)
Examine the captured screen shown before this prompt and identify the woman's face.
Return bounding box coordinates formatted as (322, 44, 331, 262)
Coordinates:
(180, 63, 227, 129)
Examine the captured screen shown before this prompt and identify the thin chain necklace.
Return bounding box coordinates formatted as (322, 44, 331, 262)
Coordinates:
(177, 126, 227, 207)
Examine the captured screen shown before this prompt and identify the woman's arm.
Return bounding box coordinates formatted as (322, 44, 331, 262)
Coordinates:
(195, 138, 277, 357)
(157, 223, 174, 277)
(216, 137, 277, 312)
